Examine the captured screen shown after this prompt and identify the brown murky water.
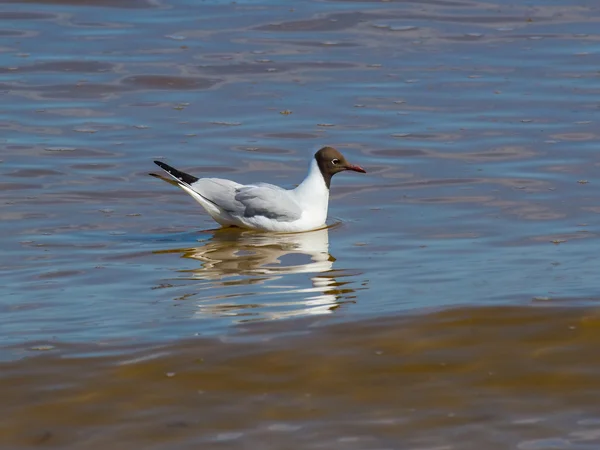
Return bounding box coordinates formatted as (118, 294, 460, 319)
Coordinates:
(2, 0, 600, 448)
(4, 307, 600, 449)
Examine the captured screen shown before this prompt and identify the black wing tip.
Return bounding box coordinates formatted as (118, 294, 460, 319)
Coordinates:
(152, 160, 199, 184)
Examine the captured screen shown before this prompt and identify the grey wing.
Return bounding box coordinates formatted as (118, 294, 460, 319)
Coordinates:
(190, 178, 244, 214)
(234, 183, 302, 222)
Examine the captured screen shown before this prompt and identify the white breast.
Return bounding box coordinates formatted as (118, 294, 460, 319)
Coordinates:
(291, 159, 330, 230)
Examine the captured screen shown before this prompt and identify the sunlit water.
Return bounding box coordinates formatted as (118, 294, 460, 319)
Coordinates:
(2, 0, 600, 448)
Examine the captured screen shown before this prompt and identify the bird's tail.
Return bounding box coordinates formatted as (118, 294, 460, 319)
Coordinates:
(152, 160, 232, 224)
(153, 161, 199, 186)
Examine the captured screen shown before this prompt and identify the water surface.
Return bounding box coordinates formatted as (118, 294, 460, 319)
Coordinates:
(2, 0, 600, 447)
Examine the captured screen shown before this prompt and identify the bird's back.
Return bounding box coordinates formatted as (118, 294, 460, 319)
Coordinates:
(191, 178, 242, 210)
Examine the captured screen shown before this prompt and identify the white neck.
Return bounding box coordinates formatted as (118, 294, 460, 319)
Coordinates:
(293, 159, 330, 216)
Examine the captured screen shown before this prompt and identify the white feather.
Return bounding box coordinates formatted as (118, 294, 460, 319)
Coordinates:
(158, 158, 331, 232)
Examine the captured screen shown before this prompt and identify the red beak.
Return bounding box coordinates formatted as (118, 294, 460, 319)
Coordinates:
(345, 163, 366, 173)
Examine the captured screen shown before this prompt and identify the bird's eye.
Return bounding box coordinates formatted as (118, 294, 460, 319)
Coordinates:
(332, 158, 340, 165)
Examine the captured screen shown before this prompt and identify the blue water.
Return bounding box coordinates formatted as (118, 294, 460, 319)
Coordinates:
(1, 0, 600, 356)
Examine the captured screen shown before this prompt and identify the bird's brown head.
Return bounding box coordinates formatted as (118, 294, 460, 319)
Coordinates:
(314, 146, 366, 189)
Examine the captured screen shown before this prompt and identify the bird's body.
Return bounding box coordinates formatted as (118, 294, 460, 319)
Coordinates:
(153, 147, 365, 233)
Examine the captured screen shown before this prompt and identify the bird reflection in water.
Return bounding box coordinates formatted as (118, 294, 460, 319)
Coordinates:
(157, 227, 358, 322)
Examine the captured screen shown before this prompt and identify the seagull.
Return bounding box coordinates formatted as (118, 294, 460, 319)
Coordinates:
(152, 146, 366, 232)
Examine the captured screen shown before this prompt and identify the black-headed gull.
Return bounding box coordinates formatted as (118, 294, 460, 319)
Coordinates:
(153, 146, 366, 232)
